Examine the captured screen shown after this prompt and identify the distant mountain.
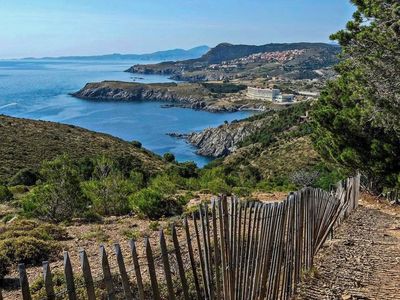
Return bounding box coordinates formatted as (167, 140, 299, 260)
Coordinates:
(24, 46, 210, 62)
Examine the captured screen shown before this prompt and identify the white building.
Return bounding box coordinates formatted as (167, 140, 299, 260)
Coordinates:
(247, 87, 281, 101)
(247, 87, 294, 103)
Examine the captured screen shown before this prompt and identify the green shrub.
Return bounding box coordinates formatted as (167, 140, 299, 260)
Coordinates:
(0, 236, 60, 265)
(232, 186, 251, 197)
(9, 168, 38, 186)
(8, 185, 29, 195)
(149, 221, 160, 231)
(0, 252, 10, 280)
(131, 140, 142, 148)
(81, 227, 109, 242)
(0, 185, 13, 202)
(130, 188, 183, 219)
(81, 176, 136, 216)
(163, 152, 176, 163)
(80, 210, 103, 223)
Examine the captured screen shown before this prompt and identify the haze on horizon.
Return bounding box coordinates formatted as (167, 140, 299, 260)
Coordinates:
(0, 0, 355, 59)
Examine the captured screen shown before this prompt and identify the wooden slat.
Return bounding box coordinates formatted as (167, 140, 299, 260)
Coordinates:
(171, 226, 190, 300)
(184, 217, 202, 300)
(199, 204, 213, 299)
(211, 200, 221, 300)
(159, 230, 176, 300)
(145, 237, 161, 300)
(193, 211, 208, 298)
(18, 264, 32, 300)
(100, 245, 115, 300)
(114, 243, 133, 300)
(79, 250, 96, 300)
(42, 261, 55, 300)
(63, 251, 77, 300)
(129, 240, 145, 300)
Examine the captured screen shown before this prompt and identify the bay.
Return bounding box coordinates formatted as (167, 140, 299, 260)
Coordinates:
(0, 59, 252, 167)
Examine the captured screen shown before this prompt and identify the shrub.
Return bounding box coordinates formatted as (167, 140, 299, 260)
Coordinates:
(232, 186, 251, 197)
(8, 168, 38, 186)
(81, 227, 109, 242)
(163, 152, 175, 163)
(22, 155, 87, 221)
(149, 221, 160, 231)
(81, 176, 136, 216)
(0, 236, 60, 266)
(131, 140, 142, 148)
(130, 188, 183, 219)
(0, 252, 10, 280)
(0, 185, 13, 202)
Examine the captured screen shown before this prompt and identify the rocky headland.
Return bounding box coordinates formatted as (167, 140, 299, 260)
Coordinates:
(72, 81, 268, 112)
(168, 116, 269, 157)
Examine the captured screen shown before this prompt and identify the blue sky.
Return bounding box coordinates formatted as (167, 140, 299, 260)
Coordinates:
(0, 0, 355, 58)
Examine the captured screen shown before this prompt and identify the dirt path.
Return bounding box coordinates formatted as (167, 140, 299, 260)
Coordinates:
(297, 194, 400, 300)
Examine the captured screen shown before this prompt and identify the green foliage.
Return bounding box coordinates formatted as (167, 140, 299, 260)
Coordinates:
(256, 177, 297, 192)
(131, 140, 142, 148)
(312, 0, 400, 191)
(0, 219, 64, 279)
(81, 226, 109, 242)
(0, 185, 13, 202)
(232, 186, 252, 197)
(201, 82, 247, 94)
(21, 155, 88, 221)
(8, 168, 38, 186)
(129, 188, 183, 219)
(81, 176, 136, 216)
(0, 252, 10, 280)
(149, 221, 160, 231)
(163, 152, 176, 163)
(240, 102, 311, 148)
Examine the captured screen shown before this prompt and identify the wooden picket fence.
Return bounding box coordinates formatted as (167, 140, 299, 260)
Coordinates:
(4, 175, 360, 300)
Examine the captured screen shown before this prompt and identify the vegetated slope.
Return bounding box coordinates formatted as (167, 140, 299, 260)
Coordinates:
(200, 101, 323, 182)
(0, 115, 164, 182)
(127, 42, 340, 81)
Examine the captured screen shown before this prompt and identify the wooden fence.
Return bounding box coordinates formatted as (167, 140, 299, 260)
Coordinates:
(4, 175, 360, 299)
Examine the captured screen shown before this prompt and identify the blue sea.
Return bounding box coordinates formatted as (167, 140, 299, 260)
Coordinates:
(0, 59, 252, 167)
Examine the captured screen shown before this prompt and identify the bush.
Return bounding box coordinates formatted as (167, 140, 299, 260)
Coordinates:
(131, 140, 142, 148)
(163, 152, 176, 163)
(130, 188, 183, 219)
(81, 176, 136, 216)
(232, 186, 251, 197)
(21, 155, 87, 221)
(0, 236, 60, 265)
(0, 252, 10, 280)
(8, 168, 38, 186)
(0, 185, 13, 202)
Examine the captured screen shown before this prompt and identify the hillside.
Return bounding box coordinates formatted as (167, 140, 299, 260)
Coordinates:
(0, 115, 165, 182)
(127, 42, 340, 81)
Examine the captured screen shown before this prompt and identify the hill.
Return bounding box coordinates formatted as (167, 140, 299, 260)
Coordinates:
(0, 115, 165, 182)
(25, 46, 210, 62)
(127, 42, 340, 81)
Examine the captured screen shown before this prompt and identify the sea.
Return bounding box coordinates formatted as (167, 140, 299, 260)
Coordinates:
(0, 59, 252, 167)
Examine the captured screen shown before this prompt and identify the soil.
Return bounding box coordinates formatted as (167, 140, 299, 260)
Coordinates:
(296, 194, 400, 300)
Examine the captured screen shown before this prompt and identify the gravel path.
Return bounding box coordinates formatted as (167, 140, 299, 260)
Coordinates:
(296, 195, 400, 300)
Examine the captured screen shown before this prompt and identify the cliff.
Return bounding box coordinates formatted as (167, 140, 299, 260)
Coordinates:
(182, 118, 266, 157)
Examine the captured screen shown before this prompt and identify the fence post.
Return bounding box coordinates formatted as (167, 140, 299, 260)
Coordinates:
(18, 263, 31, 300)
(171, 226, 190, 300)
(159, 230, 176, 300)
(184, 217, 202, 300)
(63, 251, 77, 300)
(129, 240, 145, 300)
(145, 237, 161, 300)
(43, 261, 55, 300)
(114, 243, 133, 300)
(100, 245, 115, 300)
(79, 249, 96, 300)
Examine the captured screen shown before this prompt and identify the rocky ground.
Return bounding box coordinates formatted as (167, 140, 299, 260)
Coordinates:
(296, 194, 400, 300)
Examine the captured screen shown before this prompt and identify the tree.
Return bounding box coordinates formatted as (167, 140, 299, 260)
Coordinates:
(22, 155, 87, 221)
(163, 152, 176, 163)
(312, 0, 400, 192)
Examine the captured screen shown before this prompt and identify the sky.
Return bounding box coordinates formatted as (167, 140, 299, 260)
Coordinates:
(0, 0, 356, 59)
